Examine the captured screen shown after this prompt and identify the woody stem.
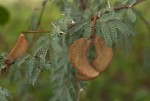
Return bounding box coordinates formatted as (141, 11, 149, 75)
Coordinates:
(90, 15, 97, 39)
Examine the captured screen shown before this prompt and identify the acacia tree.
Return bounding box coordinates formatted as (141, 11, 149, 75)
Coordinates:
(0, 0, 149, 101)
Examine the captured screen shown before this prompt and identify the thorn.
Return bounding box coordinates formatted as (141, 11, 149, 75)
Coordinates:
(98, 11, 101, 17)
(60, 31, 66, 35)
(80, 88, 84, 92)
(61, 13, 65, 16)
(51, 23, 56, 28)
(70, 20, 76, 25)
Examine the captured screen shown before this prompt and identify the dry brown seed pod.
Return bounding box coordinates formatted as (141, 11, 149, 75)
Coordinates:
(69, 38, 99, 78)
(7, 33, 30, 64)
(92, 36, 113, 72)
(76, 72, 89, 81)
(76, 72, 100, 81)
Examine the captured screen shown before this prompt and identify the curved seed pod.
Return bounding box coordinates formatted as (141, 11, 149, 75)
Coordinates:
(7, 33, 30, 64)
(76, 72, 101, 81)
(92, 36, 113, 72)
(76, 72, 89, 81)
(69, 38, 99, 78)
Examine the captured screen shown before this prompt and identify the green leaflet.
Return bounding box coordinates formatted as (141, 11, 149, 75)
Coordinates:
(25, 56, 42, 86)
(114, 21, 131, 37)
(32, 34, 50, 56)
(25, 56, 35, 78)
(50, 39, 62, 67)
(95, 19, 101, 36)
(69, 19, 89, 35)
(51, 36, 62, 53)
(60, 34, 67, 47)
(29, 68, 41, 86)
(82, 22, 92, 39)
(38, 45, 49, 69)
(48, 44, 55, 66)
(101, 23, 113, 46)
(127, 9, 136, 23)
(100, 11, 123, 23)
(108, 22, 118, 44)
(15, 53, 30, 67)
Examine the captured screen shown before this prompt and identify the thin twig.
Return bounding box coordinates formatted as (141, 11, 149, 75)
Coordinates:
(114, 0, 146, 10)
(36, 0, 48, 29)
(22, 30, 51, 34)
(77, 80, 84, 101)
(90, 15, 97, 39)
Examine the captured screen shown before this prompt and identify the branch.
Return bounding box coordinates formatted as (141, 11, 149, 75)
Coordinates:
(22, 30, 51, 34)
(113, 0, 146, 10)
(36, 0, 48, 29)
(90, 16, 98, 39)
(69, 0, 146, 28)
(98, 0, 146, 20)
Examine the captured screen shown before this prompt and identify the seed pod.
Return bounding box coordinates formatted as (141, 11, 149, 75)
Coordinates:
(7, 33, 30, 64)
(92, 36, 113, 72)
(76, 72, 89, 81)
(69, 38, 99, 78)
(76, 71, 101, 81)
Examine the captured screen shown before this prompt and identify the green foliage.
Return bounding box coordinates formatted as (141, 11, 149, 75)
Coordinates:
(2, 4, 137, 101)
(95, 8, 136, 46)
(69, 19, 89, 35)
(12, 11, 80, 101)
(127, 9, 136, 23)
(49, 14, 79, 101)
(82, 21, 92, 39)
(1, 0, 149, 101)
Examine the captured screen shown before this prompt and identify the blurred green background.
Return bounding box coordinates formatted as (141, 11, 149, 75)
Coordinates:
(0, 0, 150, 101)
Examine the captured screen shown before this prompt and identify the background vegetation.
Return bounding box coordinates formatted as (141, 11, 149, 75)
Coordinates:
(0, 0, 150, 101)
